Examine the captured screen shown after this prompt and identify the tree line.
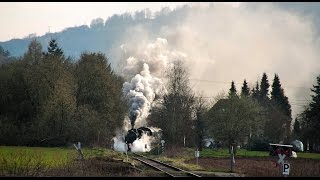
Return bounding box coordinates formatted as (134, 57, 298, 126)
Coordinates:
(149, 61, 320, 152)
(221, 73, 320, 152)
(207, 73, 293, 151)
(0, 39, 125, 147)
(1, 40, 319, 152)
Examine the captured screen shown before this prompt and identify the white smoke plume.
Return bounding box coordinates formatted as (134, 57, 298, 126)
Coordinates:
(120, 38, 187, 78)
(123, 63, 164, 128)
(112, 38, 187, 152)
(112, 136, 127, 152)
(122, 38, 187, 129)
(130, 133, 154, 152)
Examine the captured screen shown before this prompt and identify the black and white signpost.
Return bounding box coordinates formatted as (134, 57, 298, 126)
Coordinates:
(283, 163, 290, 177)
(160, 140, 165, 153)
(195, 149, 199, 165)
(277, 151, 290, 177)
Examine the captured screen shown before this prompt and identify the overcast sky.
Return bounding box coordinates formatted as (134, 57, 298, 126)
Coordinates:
(0, 2, 240, 42)
(0, 2, 190, 42)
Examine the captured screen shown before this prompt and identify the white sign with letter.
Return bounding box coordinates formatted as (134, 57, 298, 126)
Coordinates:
(283, 163, 290, 175)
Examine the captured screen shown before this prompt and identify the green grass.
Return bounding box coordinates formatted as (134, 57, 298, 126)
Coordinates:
(154, 147, 320, 160)
(0, 146, 78, 176)
(201, 148, 320, 159)
(0, 146, 128, 176)
(0, 146, 127, 168)
(200, 148, 269, 158)
(200, 148, 320, 159)
(0, 146, 76, 168)
(297, 152, 320, 159)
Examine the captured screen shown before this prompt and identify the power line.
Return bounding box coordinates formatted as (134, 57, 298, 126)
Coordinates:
(291, 104, 308, 106)
(189, 78, 234, 84)
(189, 78, 312, 89)
(291, 99, 311, 101)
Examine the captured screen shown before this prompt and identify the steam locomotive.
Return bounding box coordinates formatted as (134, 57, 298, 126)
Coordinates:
(124, 127, 152, 151)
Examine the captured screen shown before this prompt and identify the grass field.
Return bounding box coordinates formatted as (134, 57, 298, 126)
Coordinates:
(296, 152, 320, 159)
(179, 147, 320, 159)
(0, 146, 127, 176)
(0, 146, 74, 168)
(1, 145, 319, 176)
(200, 148, 270, 158)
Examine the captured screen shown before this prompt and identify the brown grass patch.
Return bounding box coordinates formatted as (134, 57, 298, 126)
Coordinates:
(187, 156, 320, 177)
(45, 156, 140, 177)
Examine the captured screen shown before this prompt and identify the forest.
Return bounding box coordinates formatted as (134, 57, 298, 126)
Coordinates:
(1, 39, 320, 152)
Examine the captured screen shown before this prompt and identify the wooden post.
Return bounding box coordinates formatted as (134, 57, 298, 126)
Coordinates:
(230, 144, 235, 172)
(73, 142, 84, 160)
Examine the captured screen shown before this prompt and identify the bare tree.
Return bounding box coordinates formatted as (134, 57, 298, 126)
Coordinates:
(149, 60, 195, 147)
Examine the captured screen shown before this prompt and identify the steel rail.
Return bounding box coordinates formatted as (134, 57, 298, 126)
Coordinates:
(132, 152, 201, 177)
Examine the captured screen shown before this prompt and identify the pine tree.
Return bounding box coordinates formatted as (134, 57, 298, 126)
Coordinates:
(271, 74, 292, 117)
(309, 75, 320, 112)
(259, 73, 270, 102)
(45, 39, 64, 59)
(293, 118, 301, 139)
(241, 79, 250, 98)
(270, 74, 292, 142)
(303, 75, 320, 146)
(228, 81, 238, 98)
(251, 81, 260, 100)
(271, 74, 282, 103)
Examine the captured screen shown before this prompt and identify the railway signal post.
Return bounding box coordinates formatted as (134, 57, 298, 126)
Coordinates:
(195, 149, 199, 165)
(161, 140, 165, 153)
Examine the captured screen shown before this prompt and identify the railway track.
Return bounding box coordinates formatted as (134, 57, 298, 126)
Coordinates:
(131, 152, 201, 177)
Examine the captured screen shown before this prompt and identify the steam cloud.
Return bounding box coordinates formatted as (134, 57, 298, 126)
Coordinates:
(114, 2, 320, 118)
(123, 63, 163, 128)
(113, 2, 320, 151)
(122, 38, 186, 129)
(113, 38, 186, 152)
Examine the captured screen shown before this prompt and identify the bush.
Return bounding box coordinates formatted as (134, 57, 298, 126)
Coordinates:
(245, 136, 270, 151)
